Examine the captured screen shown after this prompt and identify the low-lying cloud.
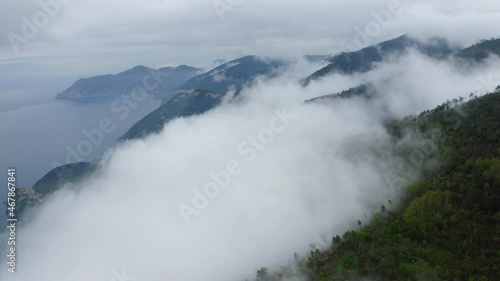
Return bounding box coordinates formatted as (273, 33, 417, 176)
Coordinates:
(1, 51, 500, 281)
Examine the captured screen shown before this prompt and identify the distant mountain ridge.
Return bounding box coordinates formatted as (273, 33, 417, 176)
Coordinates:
(121, 56, 289, 139)
(454, 37, 500, 62)
(120, 89, 224, 140)
(305, 36, 500, 85)
(32, 35, 500, 203)
(33, 161, 99, 196)
(56, 56, 288, 101)
(304, 35, 457, 84)
(55, 65, 201, 99)
(306, 83, 377, 104)
(175, 55, 287, 96)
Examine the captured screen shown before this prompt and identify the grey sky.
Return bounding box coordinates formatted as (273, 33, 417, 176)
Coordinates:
(1, 2, 500, 279)
(0, 0, 499, 78)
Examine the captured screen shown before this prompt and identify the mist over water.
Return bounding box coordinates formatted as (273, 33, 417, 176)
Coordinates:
(0, 95, 161, 225)
(1, 97, 160, 185)
(2, 89, 398, 281)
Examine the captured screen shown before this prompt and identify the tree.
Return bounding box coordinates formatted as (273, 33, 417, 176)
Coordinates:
(256, 267, 269, 281)
(332, 235, 342, 245)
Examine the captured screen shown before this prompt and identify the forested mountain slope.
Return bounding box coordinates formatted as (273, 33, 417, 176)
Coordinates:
(120, 89, 224, 140)
(304, 35, 455, 84)
(250, 91, 500, 281)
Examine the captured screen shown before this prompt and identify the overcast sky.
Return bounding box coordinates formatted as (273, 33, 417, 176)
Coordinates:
(1, 2, 500, 279)
(0, 0, 499, 78)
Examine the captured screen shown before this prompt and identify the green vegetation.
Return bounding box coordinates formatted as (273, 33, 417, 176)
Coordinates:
(254, 91, 500, 281)
(455, 38, 500, 63)
(306, 84, 376, 103)
(308, 91, 500, 280)
(9, 80, 500, 280)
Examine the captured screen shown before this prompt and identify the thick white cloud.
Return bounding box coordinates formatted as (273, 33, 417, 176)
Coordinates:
(1, 1, 500, 279)
(0, 83, 397, 280)
(2, 53, 499, 280)
(0, 67, 370, 279)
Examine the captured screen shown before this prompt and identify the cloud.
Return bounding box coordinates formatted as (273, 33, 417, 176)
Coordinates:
(364, 51, 500, 118)
(0, 58, 411, 280)
(4, 50, 499, 280)
(1, 0, 500, 277)
(1, 0, 499, 78)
